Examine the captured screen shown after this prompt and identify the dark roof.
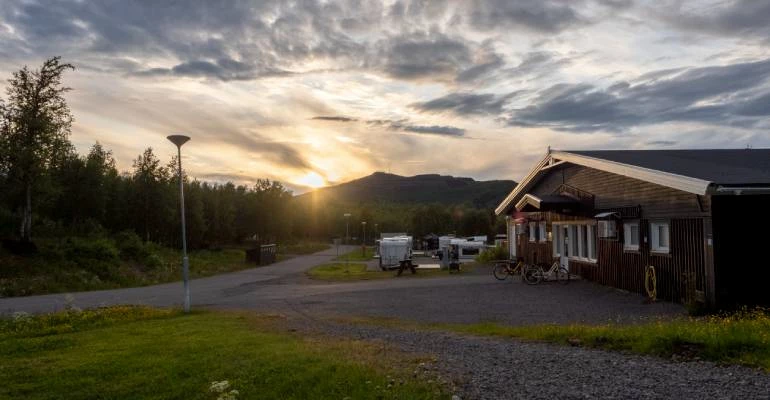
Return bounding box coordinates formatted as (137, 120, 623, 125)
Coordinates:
(567, 149, 770, 186)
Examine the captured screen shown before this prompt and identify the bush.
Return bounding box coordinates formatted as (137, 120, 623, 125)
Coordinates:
(475, 245, 509, 263)
(113, 230, 144, 260)
(62, 237, 120, 263)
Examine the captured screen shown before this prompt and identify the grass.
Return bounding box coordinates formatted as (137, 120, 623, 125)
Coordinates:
(0, 238, 330, 297)
(0, 245, 250, 297)
(341, 308, 770, 371)
(0, 306, 447, 400)
(334, 246, 375, 261)
(307, 262, 475, 281)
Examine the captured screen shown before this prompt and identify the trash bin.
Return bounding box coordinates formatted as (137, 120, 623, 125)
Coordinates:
(245, 244, 277, 266)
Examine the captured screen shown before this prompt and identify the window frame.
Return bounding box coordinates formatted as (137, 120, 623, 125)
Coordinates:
(623, 221, 640, 252)
(528, 222, 536, 242)
(539, 221, 547, 243)
(650, 221, 671, 254)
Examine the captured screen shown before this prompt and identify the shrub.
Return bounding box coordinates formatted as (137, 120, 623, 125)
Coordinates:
(475, 245, 509, 263)
(113, 230, 144, 260)
(62, 237, 120, 263)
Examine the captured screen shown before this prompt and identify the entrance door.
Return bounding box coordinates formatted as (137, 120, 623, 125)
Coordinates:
(560, 225, 570, 272)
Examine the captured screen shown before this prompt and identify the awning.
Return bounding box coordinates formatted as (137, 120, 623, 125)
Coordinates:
(594, 211, 620, 219)
(515, 193, 581, 212)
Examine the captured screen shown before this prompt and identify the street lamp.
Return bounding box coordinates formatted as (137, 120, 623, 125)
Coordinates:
(361, 221, 367, 257)
(343, 213, 351, 245)
(167, 134, 191, 313)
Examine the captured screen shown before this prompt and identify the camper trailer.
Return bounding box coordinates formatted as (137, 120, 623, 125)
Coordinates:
(378, 236, 413, 270)
(451, 238, 488, 259)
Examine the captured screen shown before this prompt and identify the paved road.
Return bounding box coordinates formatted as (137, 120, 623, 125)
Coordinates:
(1, 246, 683, 325)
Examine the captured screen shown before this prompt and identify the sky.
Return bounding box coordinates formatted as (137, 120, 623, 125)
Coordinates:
(1, 0, 769, 193)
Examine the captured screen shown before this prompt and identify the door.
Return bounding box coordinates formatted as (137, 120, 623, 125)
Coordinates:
(560, 225, 570, 272)
(508, 221, 517, 259)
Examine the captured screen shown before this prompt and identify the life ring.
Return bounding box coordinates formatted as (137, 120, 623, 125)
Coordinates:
(645, 265, 657, 301)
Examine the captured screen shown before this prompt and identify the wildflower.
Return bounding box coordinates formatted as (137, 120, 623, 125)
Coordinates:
(209, 380, 230, 393)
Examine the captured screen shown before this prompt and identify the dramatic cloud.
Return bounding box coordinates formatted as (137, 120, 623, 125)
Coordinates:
(312, 116, 358, 122)
(367, 119, 467, 137)
(1, 0, 769, 188)
(656, 0, 770, 40)
(411, 92, 511, 116)
(508, 58, 770, 131)
(468, 0, 586, 33)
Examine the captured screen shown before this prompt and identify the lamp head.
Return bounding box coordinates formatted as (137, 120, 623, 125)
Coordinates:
(167, 134, 191, 148)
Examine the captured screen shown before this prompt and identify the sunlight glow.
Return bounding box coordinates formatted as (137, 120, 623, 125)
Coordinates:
(297, 171, 327, 188)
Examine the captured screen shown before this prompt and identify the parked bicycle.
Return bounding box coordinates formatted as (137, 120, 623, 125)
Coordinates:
(493, 258, 527, 281)
(523, 261, 570, 285)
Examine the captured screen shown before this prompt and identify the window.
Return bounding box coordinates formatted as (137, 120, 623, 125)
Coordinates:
(552, 225, 560, 256)
(539, 222, 547, 242)
(623, 222, 640, 251)
(597, 220, 617, 238)
(587, 225, 597, 260)
(650, 221, 670, 253)
(529, 222, 536, 242)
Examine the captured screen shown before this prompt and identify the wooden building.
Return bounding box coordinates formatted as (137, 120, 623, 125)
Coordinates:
(495, 149, 770, 307)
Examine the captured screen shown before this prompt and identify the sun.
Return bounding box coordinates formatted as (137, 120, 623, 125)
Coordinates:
(297, 171, 326, 189)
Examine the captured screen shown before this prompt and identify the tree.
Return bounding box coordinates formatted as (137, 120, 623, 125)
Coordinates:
(0, 57, 75, 242)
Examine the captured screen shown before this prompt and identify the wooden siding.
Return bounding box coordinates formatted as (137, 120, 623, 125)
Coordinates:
(529, 164, 710, 218)
(571, 218, 705, 303)
(516, 215, 706, 304)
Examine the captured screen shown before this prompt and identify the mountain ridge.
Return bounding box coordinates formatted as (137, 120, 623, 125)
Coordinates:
(297, 171, 517, 208)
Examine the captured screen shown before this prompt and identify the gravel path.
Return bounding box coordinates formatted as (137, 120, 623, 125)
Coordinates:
(286, 314, 770, 400)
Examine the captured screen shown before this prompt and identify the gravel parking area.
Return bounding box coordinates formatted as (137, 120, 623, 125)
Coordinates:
(288, 315, 770, 400)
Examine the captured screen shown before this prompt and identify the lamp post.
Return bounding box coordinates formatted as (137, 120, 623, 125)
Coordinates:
(362, 221, 367, 257)
(167, 134, 191, 313)
(374, 223, 378, 241)
(343, 213, 351, 268)
(343, 213, 351, 245)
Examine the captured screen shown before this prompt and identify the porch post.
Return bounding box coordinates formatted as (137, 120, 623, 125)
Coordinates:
(703, 217, 716, 307)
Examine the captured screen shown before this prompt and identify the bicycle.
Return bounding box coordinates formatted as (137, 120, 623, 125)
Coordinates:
(523, 261, 570, 285)
(493, 258, 527, 281)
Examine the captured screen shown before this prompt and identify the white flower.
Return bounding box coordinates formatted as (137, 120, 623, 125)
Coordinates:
(209, 380, 230, 393)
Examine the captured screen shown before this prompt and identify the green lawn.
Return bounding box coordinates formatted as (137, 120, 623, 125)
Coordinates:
(343, 308, 770, 371)
(0, 306, 447, 400)
(307, 262, 474, 281)
(334, 247, 375, 261)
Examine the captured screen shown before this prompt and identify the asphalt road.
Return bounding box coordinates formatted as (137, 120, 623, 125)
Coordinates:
(1, 246, 683, 325)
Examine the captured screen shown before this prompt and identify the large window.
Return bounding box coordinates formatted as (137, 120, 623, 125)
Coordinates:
(623, 222, 640, 251)
(554, 223, 597, 262)
(529, 222, 537, 242)
(650, 221, 670, 253)
(539, 222, 547, 243)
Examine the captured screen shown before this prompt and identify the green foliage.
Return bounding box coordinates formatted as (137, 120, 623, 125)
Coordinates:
(441, 307, 770, 371)
(0, 309, 447, 399)
(335, 246, 375, 261)
(475, 244, 509, 263)
(278, 242, 330, 255)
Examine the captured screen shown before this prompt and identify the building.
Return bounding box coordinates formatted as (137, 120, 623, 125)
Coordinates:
(495, 149, 770, 307)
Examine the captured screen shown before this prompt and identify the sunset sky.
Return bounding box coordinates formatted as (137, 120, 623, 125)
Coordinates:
(1, 0, 769, 193)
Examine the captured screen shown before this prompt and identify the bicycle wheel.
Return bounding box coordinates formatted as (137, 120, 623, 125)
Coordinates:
(523, 265, 541, 285)
(556, 267, 570, 285)
(493, 263, 510, 281)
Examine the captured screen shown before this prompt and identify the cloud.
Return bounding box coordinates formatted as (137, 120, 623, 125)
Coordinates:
(507, 58, 770, 132)
(367, 119, 467, 138)
(402, 125, 466, 136)
(655, 0, 770, 41)
(645, 140, 678, 146)
(312, 116, 358, 122)
(411, 92, 512, 116)
(376, 31, 473, 80)
(468, 0, 586, 33)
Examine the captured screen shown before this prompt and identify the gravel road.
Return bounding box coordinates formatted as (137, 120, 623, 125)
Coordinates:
(288, 315, 770, 400)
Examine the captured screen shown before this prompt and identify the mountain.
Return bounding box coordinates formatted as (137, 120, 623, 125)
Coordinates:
(298, 172, 517, 208)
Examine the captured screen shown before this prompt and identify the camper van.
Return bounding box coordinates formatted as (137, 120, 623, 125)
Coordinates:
(378, 236, 413, 270)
